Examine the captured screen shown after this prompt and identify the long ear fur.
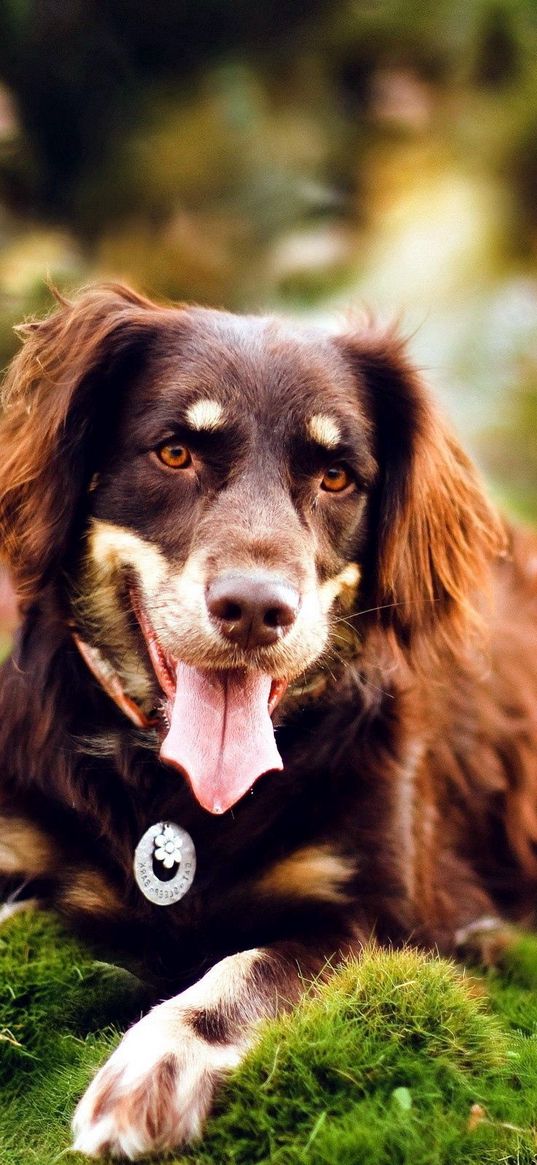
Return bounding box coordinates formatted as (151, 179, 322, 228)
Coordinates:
(0, 284, 163, 605)
(334, 329, 508, 655)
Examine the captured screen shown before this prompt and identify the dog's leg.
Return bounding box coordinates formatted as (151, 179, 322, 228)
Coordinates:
(72, 940, 328, 1160)
(0, 815, 53, 878)
(0, 816, 52, 925)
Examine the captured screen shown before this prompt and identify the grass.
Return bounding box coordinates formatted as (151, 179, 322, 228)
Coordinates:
(2, 913, 537, 1164)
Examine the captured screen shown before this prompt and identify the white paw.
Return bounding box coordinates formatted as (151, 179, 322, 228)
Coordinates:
(0, 897, 39, 926)
(72, 1002, 244, 1160)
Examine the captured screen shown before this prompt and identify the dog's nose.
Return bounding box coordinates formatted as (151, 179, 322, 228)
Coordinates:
(206, 573, 300, 649)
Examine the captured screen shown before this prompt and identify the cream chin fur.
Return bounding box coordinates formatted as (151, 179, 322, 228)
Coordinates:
(144, 555, 331, 685)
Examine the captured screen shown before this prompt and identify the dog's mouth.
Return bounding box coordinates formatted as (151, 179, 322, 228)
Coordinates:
(131, 589, 288, 815)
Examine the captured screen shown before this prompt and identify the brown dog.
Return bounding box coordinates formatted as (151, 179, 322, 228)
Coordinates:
(0, 285, 536, 1158)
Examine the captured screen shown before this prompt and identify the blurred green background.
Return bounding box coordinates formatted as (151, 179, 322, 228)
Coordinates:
(0, 0, 536, 535)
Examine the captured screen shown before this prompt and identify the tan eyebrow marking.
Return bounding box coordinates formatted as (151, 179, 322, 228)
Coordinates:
(307, 413, 341, 449)
(186, 399, 224, 431)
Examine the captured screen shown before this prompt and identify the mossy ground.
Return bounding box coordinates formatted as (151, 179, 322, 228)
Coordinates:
(2, 913, 537, 1165)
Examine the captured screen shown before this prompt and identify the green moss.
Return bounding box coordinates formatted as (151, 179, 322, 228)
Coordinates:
(2, 913, 537, 1164)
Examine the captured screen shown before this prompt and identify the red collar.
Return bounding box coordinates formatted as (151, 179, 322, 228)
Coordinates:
(72, 631, 158, 729)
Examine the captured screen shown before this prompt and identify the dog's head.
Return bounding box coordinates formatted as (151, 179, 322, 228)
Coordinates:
(0, 286, 506, 812)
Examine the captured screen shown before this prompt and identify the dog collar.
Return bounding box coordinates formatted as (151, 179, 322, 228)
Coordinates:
(72, 634, 196, 905)
(72, 631, 158, 730)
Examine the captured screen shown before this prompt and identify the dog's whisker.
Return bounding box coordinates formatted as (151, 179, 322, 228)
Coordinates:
(334, 597, 441, 623)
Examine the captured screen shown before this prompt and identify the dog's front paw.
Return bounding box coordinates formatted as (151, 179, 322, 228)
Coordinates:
(72, 1003, 244, 1159)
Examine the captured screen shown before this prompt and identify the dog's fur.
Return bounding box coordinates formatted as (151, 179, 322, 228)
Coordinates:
(1, 285, 537, 1158)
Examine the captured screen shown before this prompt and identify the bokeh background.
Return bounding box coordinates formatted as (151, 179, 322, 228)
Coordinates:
(0, 0, 536, 645)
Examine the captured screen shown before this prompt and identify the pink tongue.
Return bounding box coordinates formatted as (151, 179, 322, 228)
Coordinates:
(159, 664, 283, 814)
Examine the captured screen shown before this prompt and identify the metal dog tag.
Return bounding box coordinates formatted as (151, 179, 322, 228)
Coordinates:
(134, 822, 196, 906)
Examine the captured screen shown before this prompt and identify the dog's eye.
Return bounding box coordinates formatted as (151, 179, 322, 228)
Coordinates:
(321, 465, 352, 493)
(156, 442, 192, 469)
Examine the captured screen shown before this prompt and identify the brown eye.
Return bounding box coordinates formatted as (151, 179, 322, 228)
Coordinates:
(321, 465, 352, 493)
(156, 442, 192, 469)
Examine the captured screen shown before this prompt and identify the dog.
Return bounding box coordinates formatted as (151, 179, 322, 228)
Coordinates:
(0, 284, 536, 1159)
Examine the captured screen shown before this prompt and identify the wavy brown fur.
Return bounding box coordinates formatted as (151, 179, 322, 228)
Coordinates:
(336, 332, 508, 654)
(0, 286, 161, 605)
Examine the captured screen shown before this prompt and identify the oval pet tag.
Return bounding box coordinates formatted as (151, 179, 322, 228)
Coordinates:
(134, 821, 196, 906)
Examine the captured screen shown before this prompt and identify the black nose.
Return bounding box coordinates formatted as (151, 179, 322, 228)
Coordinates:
(206, 573, 300, 649)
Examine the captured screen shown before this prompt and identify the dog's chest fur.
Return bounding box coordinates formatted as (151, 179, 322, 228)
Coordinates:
(0, 615, 412, 987)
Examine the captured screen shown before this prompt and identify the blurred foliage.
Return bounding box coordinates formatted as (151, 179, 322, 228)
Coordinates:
(480, 365, 537, 521)
(0, 0, 535, 513)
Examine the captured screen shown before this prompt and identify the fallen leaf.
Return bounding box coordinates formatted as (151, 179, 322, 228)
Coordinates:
(392, 1086, 412, 1111)
(467, 1103, 487, 1131)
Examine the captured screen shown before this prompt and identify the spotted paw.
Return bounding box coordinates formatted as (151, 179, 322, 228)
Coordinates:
(72, 1002, 244, 1160)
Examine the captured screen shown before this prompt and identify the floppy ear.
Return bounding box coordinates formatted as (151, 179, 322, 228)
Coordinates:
(334, 330, 507, 654)
(0, 284, 162, 606)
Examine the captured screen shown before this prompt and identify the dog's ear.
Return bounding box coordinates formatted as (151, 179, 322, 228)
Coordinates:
(334, 330, 507, 654)
(0, 284, 162, 605)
